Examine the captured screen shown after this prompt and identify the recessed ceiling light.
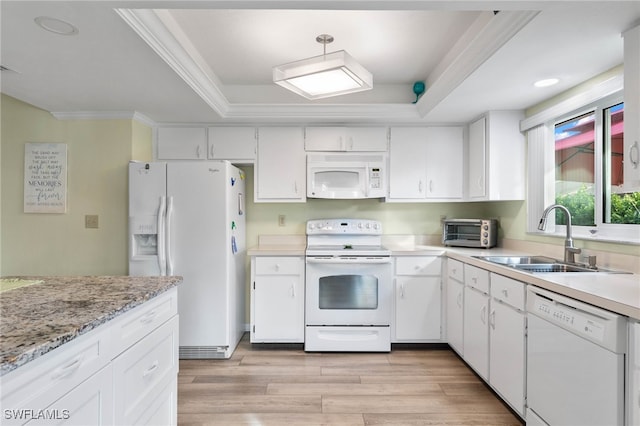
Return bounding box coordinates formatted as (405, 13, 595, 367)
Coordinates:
(534, 78, 559, 88)
(34, 16, 78, 36)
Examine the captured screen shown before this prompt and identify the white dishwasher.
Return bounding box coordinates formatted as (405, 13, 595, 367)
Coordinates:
(527, 286, 627, 426)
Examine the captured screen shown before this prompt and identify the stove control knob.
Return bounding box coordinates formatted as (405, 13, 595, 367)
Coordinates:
(366, 223, 371, 229)
(373, 223, 379, 230)
(309, 223, 315, 230)
(358, 222, 363, 229)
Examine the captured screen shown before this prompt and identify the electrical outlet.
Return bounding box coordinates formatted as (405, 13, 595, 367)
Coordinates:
(278, 215, 286, 227)
(85, 215, 99, 229)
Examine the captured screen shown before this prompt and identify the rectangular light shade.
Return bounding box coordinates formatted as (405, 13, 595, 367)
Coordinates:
(273, 50, 372, 100)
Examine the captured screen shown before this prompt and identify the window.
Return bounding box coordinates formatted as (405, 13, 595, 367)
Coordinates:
(526, 89, 639, 244)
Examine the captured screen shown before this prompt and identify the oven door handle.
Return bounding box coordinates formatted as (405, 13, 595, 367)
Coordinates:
(306, 257, 391, 264)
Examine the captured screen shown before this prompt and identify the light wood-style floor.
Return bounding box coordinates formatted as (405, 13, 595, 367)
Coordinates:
(178, 334, 524, 426)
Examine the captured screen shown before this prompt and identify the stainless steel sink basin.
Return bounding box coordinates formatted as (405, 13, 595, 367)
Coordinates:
(473, 255, 628, 274)
(473, 255, 557, 266)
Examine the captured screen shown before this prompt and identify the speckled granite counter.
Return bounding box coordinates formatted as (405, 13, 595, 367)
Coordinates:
(0, 275, 182, 376)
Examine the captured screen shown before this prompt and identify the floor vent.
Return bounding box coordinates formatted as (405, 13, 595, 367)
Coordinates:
(179, 346, 229, 359)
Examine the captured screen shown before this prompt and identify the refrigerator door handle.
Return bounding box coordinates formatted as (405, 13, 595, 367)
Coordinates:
(157, 196, 167, 276)
(166, 196, 175, 275)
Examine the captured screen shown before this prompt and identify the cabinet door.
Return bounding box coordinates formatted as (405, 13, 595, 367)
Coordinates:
(256, 127, 305, 201)
(157, 127, 207, 160)
(424, 127, 463, 199)
(28, 365, 114, 426)
(208, 127, 256, 161)
(113, 316, 178, 426)
(389, 127, 428, 199)
(463, 286, 489, 380)
(305, 127, 388, 151)
(305, 127, 345, 151)
(346, 127, 388, 151)
(253, 275, 304, 342)
(489, 301, 526, 416)
(624, 25, 640, 190)
(395, 276, 441, 341)
(468, 117, 486, 199)
(446, 278, 464, 355)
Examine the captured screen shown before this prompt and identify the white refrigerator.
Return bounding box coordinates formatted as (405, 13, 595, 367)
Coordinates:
(128, 160, 246, 359)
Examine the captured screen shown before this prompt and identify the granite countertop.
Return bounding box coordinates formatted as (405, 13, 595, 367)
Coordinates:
(0, 275, 182, 376)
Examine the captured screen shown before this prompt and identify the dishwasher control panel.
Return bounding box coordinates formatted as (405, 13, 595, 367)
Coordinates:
(527, 286, 627, 353)
(532, 297, 605, 342)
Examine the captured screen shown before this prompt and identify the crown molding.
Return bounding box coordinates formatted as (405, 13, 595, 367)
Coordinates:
(115, 8, 230, 117)
(223, 103, 422, 123)
(50, 111, 156, 127)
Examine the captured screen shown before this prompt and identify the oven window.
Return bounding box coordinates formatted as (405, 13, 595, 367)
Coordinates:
(319, 275, 378, 309)
(446, 224, 480, 241)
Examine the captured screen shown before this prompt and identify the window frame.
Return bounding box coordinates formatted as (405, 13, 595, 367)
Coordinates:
(525, 81, 638, 245)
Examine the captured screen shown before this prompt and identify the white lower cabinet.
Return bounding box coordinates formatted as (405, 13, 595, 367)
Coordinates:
(251, 256, 305, 343)
(0, 288, 179, 426)
(445, 259, 464, 355)
(450, 262, 527, 419)
(489, 273, 526, 417)
(393, 256, 442, 342)
(463, 285, 490, 380)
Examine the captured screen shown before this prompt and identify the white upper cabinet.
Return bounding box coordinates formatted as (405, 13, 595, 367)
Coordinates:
(305, 126, 388, 151)
(207, 127, 256, 161)
(255, 127, 306, 202)
(156, 127, 207, 160)
(388, 126, 463, 201)
(624, 25, 640, 191)
(467, 111, 525, 201)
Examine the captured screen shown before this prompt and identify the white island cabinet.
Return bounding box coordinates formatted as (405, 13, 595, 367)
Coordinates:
(251, 256, 305, 343)
(0, 288, 178, 426)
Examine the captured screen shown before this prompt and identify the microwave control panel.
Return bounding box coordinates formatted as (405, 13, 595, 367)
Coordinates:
(369, 168, 381, 189)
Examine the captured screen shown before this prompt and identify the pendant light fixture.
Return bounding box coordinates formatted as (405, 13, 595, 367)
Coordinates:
(273, 34, 373, 100)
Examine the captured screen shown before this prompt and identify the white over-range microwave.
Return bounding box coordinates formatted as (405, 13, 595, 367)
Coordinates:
(307, 152, 387, 199)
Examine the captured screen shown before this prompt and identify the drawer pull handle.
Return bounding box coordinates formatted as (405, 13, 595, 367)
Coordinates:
(502, 289, 509, 297)
(142, 361, 159, 378)
(140, 310, 158, 324)
(51, 357, 82, 380)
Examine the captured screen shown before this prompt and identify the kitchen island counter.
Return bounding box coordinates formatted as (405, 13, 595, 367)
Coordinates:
(0, 275, 182, 376)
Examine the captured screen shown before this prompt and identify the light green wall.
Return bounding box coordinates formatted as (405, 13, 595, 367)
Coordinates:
(0, 94, 150, 275)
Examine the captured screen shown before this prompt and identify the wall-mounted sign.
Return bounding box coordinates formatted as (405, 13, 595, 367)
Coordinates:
(24, 143, 67, 213)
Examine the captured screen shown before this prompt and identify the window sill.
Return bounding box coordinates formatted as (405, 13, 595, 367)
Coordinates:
(529, 230, 640, 246)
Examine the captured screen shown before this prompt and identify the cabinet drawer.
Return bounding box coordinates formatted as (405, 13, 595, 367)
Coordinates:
(464, 264, 489, 293)
(490, 273, 525, 311)
(447, 259, 464, 282)
(255, 257, 303, 275)
(396, 256, 441, 276)
(113, 315, 178, 425)
(1, 327, 112, 425)
(111, 288, 177, 355)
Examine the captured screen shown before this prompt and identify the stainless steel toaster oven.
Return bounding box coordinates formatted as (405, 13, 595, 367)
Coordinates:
(442, 219, 498, 248)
